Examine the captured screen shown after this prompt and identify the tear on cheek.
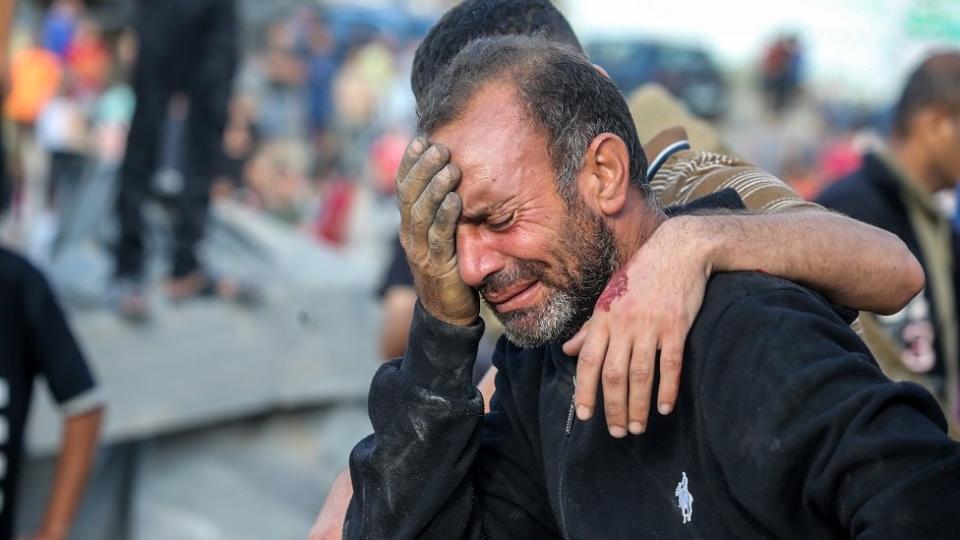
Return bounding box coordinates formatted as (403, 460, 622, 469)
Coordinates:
(597, 268, 628, 312)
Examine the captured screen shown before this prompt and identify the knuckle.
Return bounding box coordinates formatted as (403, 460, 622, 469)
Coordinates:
(397, 188, 414, 207)
(602, 368, 623, 385)
(407, 166, 431, 187)
(408, 165, 430, 185)
(579, 352, 601, 368)
(430, 178, 451, 199)
(410, 207, 427, 227)
(629, 362, 652, 382)
(409, 250, 429, 267)
(637, 312, 656, 326)
(661, 357, 682, 372)
(428, 234, 447, 252)
(433, 207, 450, 226)
(427, 171, 452, 196)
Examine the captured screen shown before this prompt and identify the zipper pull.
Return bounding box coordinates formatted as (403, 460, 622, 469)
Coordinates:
(565, 376, 576, 435)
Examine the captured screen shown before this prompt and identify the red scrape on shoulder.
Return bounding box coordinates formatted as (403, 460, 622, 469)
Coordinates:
(597, 268, 628, 312)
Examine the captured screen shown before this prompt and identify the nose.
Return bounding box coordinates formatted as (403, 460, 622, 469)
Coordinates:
(456, 225, 506, 288)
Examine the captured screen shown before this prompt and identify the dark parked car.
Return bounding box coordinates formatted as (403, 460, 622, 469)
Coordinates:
(323, 5, 434, 52)
(586, 39, 728, 120)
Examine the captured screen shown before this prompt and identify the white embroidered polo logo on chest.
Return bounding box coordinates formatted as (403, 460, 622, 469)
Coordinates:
(675, 471, 694, 524)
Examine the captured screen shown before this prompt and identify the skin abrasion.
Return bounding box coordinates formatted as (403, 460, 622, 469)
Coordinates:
(597, 268, 629, 312)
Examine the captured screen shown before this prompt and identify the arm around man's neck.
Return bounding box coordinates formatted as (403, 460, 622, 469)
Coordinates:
(689, 208, 924, 314)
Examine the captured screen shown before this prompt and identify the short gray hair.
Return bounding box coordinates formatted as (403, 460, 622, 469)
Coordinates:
(417, 34, 648, 204)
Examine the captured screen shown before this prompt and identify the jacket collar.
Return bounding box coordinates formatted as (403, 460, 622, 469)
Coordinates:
(644, 126, 690, 181)
(870, 150, 945, 223)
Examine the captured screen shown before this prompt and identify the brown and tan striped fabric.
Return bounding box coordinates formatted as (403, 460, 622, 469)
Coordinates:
(651, 149, 821, 213)
(630, 88, 819, 213)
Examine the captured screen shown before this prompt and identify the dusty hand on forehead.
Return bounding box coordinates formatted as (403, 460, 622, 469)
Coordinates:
(396, 137, 479, 328)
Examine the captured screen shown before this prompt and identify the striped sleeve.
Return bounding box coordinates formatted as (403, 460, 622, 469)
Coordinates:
(650, 150, 823, 214)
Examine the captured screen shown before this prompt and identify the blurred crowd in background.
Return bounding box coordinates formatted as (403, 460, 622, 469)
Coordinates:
(0, 0, 958, 538)
(2, 0, 436, 254)
(1, 0, 954, 253)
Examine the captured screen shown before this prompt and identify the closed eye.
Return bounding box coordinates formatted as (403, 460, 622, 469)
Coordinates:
(487, 213, 514, 231)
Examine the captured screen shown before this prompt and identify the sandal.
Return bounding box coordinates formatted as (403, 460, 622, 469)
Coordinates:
(111, 279, 151, 323)
(167, 270, 262, 306)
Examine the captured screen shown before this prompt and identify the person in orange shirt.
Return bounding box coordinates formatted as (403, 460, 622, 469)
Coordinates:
(2, 29, 62, 216)
(4, 40, 61, 125)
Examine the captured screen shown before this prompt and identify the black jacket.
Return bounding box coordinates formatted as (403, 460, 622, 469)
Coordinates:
(346, 274, 960, 539)
(817, 152, 959, 382)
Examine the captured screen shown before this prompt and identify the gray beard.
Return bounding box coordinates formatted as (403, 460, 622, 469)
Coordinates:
(487, 206, 619, 349)
(494, 288, 579, 349)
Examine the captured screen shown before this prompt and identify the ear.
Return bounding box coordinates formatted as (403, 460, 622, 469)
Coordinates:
(577, 133, 631, 217)
(915, 106, 954, 148)
(932, 106, 959, 143)
(593, 63, 611, 79)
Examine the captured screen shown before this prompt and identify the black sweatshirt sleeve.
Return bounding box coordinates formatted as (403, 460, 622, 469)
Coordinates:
(697, 284, 960, 539)
(344, 302, 560, 539)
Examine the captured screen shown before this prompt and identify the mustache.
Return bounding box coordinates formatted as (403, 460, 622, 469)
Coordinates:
(480, 259, 550, 299)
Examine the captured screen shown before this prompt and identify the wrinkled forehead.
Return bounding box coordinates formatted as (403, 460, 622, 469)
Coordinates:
(429, 83, 554, 203)
(430, 85, 528, 164)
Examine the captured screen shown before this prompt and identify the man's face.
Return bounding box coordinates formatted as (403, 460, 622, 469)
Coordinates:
(924, 108, 960, 189)
(431, 83, 619, 347)
(945, 113, 960, 186)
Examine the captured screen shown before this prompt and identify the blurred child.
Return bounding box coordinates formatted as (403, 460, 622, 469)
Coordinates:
(212, 95, 259, 200)
(65, 18, 109, 101)
(245, 139, 311, 224)
(36, 70, 89, 210)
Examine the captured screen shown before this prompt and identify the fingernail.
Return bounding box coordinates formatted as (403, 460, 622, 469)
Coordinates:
(609, 426, 627, 438)
(576, 405, 591, 420)
(658, 403, 673, 415)
(628, 421, 645, 435)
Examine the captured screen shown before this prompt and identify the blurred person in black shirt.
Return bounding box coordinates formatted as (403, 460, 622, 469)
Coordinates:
(818, 51, 960, 437)
(112, 0, 248, 320)
(0, 5, 102, 538)
(0, 247, 103, 540)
